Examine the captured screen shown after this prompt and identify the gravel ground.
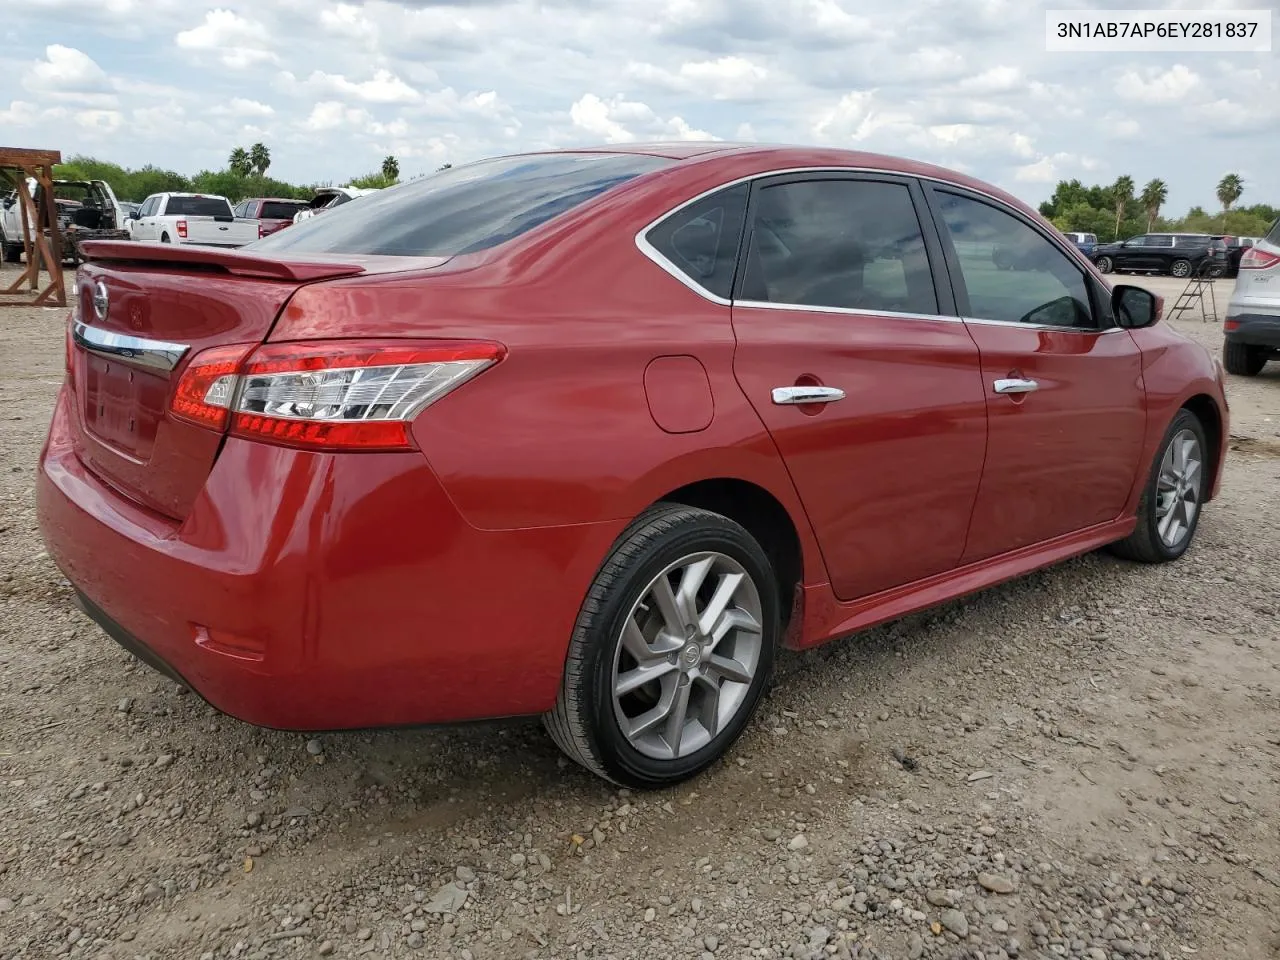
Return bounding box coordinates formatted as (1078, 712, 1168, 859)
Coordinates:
(1, 268, 1277, 960)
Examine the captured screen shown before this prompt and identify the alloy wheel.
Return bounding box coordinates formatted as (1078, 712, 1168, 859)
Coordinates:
(1155, 428, 1202, 548)
(611, 551, 763, 761)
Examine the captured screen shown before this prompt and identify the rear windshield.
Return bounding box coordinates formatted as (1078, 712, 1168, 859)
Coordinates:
(251, 152, 675, 257)
(260, 201, 306, 220)
(166, 196, 233, 217)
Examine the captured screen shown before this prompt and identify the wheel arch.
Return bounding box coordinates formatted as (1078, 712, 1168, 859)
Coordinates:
(1181, 392, 1226, 501)
(653, 477, 808, 635)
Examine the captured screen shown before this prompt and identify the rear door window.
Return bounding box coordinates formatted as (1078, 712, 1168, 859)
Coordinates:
(738, 178, 939, 315)
(254, 153, 675, 257)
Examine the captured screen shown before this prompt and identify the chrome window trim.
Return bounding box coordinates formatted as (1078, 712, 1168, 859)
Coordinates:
(734, 299, 959, 324)
(633, 164, 1119, 334)
(72, 321, 189, 374)
(634, 165, 1044, 309)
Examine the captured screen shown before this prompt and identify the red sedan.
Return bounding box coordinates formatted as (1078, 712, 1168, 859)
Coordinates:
(38, 144, 1228, 788)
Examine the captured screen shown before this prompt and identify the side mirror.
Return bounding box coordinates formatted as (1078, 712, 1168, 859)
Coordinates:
(129, 210, 141, 220)
(1113, 284, 1161, 329)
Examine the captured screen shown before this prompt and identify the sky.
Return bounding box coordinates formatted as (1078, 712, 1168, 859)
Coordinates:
(1, 0, 1277, 215)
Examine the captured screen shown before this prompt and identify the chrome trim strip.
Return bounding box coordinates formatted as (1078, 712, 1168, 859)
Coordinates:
(772, 385, 846, 405)
(735, 299, 960, 323)
(72, 321, 189, 374)
(962, 316, 1127, 335)
(633, 165, 1038, 308)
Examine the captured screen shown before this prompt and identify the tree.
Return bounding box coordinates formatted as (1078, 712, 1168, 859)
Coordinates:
(1216, 173, 1243, 212)
(437, 162, 452, 171)
(249, 142, 271, 178)
(381, 155, 400, 182)
(1111, 175, 1135, 240)
(1140, 179, 1168, 232)
(228, 147, 252, 178)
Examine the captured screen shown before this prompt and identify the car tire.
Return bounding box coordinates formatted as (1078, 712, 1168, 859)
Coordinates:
(544, 503, 780, 788)
(2, 241, 20, 263)
(1095, 256, 1113, 274)
(160, 233, 171, 244)
(1108, 408, 1209, 564)
(1223, 340, 1267, 376)
(1169, 259, 1192, 278)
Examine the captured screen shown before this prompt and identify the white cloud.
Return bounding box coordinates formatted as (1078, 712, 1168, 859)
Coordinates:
(303, 100, 372, 132)
(958, 66, 1023, 95)
(215, 98, 275, 118)
(176, 10, 277, 69)
(25, 45, 111, 95)
(1114, 64, 1202, 104)
(569, 94, 718, 143)
(304, 69, 421, 104)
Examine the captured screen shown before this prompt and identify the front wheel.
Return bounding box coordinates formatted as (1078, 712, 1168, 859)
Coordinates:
(545, 504, 780, 788)
(1109, 409, 1208, 563)
(1095, 256, 1113, 274)
(1169, 259, 1192, 278)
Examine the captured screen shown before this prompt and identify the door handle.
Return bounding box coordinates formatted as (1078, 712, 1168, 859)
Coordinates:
(993, 377, 1039, 395)
(772, 385, 846, 405)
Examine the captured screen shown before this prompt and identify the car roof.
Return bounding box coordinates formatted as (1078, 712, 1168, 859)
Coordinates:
(530, 142, 1040, 219)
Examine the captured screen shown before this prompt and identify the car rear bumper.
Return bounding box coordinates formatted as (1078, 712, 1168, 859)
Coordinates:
(1225, 313, 1280, 350)
(37, 386, 625, 731)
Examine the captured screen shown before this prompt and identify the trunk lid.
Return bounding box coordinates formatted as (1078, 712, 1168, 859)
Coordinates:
(180, 216, 258, 247)
(67, 242, 444, 521)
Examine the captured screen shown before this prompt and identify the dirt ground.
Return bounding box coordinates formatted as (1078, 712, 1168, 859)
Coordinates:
(0, 266, 1277, 960)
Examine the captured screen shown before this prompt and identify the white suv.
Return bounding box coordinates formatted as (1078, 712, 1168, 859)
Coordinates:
(1223, 219, 1280, 376)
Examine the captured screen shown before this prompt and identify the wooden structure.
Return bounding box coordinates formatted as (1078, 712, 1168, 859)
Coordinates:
(0, 147, 66, 308)
(1169, 258, 1220, 324)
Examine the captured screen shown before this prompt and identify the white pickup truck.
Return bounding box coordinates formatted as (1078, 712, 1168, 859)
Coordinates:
(128, 193, 259, 247)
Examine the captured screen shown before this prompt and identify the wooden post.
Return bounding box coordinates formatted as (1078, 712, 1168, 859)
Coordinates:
(0, 147, 66, 308)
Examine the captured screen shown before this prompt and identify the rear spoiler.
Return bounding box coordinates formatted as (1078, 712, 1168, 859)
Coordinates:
(78, 240, 367, 282)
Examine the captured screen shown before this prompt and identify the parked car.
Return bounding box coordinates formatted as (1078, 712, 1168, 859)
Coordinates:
(1223, 219, 1280, 375)
(233, 197, 309, 239)
(42, 144, 1228, 788)
(1092, 232, 1228, 278)
(128, 193, 259, 247)
(1, 177, 127, 263)
(1216, 235, 1262, 278)
(1062, 231, 1097, 257)
(292, 186, 379, 223)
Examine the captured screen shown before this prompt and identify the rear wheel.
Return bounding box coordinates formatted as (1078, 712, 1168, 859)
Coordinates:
(2, 238, 20, 262)
(1109, 409, 1208, 564)
(1169, 258, 1192, 278)
(160, 233, 171, 244)
(545, 504, 779, 788)
(1223, 340, 1267, 376)
(1095, 256, 1113, 274)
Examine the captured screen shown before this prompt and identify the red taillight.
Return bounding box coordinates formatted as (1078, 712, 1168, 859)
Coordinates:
(176, 219, 188, 239)
(170, 344, 256, 430)
(258, 223, 265, 239)
(1224, 319, 1241, 331)
(167, 339, 505, 451)
(1240, 246, 1280, 269)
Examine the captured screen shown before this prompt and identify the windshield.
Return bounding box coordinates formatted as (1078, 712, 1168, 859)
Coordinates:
(260, 201, 306, 219)
(251, 152, 675, 257)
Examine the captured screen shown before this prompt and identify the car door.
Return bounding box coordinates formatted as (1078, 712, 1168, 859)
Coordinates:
(134, 196, 158, 241)
(923, 186, 1147, 560)
(728, 173, 988, 601)
(1114, 235, 1150, 271)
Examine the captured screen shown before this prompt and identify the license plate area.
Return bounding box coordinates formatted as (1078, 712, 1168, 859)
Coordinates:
(81, 352, 167, 460)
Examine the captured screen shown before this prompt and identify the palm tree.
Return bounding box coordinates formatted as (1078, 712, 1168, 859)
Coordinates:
(1111, 175, 1134, 241)
(228, 147, 251, 178)
(249, 143, 271, 178)
(436, 162, 452, 171)
(381, 156, 400, 182)
(1216, 173, 1243, 213)
(1140, 178, 1168, 232)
